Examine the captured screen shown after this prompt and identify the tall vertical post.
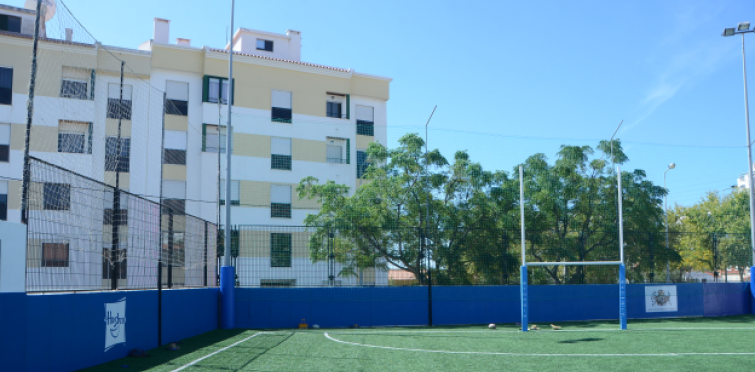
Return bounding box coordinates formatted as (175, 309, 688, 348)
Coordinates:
(617, 166, 627, 330)
(204, 221, 209, 287)
(220, 0, 237, 330)
(519, 165, 528, 332)
(110, 61, 125, 291)
(157, 91, 166, 347)
(167, 208, 174, 288)
(21, 0, 43, 224)
(740, 33, 755, 270)
(425, 108, 435, 327)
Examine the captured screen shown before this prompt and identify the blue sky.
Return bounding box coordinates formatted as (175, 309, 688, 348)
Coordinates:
(53, 0, 755, 207)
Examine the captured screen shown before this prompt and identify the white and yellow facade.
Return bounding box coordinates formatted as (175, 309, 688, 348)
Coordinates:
(0, 4, 390, 287)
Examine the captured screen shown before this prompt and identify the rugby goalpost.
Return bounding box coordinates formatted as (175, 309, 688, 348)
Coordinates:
(519, 165, 628, 332)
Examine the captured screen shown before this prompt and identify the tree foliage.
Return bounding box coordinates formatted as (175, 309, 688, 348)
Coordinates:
(297, 133, 677, 284)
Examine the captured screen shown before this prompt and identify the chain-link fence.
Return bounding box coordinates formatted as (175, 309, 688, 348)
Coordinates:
(25, 157, 217, 292)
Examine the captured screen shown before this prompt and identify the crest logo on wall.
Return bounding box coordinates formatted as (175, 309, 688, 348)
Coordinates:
(104, 297, 127, 351)
(645, 285, 678, 312)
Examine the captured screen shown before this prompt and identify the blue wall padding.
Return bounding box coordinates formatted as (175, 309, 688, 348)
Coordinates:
(236, 283, 753, 329)
(433, 286, 520, 325)
(529, 284, 619, 323)
(0, 293, 27, 371)
(0, 289, 218, 372)
(25, 291, 157, 372)
(751, 267, 755, 315)
(626, 283, 705, 319)
(236, 286, 428, 329)
(161, 288, 219, 344)
(703, 283, 750, 317)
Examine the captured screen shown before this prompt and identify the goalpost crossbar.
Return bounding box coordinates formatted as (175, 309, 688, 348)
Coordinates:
(526, 261, 623, 267)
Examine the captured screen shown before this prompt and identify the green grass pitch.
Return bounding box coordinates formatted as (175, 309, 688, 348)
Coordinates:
(82, 315, 755, 372)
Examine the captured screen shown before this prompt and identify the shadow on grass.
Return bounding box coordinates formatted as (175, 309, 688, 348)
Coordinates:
(80, 329, 248, 372)
(558, 338, 604, 344)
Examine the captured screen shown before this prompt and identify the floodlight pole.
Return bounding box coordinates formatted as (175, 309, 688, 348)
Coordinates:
(741, 33, 755, 268)
(425, 106, 435, 327)
(219, 0, 236, 330)
(664, 164, 675, 283)
(519, 165, 528, 332)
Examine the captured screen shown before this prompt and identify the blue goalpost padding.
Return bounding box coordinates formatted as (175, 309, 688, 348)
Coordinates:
(520, 266, 528, 332)
(619, 264, 627, 330)
(220, 266, 236, 329)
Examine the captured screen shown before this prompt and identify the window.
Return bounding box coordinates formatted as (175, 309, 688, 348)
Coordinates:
(0, 181, 7, 221)
(162, 180, 185, 215)
(102, 248, 127, 280)
(60, 67, 92, 100)
(203, 76, 232, 104)
(43, 183, 70, 211)
(103, 191, 128, 225)
(357, 150, 369, 179)
(327, 138, 346, 164)
(163, 130, 187, 165)
(166, 81, 189, 116)
(270, 185, 291, 218)
(271, 137, 292, 170)
(202, 124, 226, 153)
(0, 67, 12, 105)
(58, 121, 92, 154)
(270, 233, 291, 267)
(256, 39, 273, 52)
(105, 137, 130, 172)
(326, 93, 346, 119)
(107, 84, 133, 120)
(327, 102, 342, 118)
(271, 90, 292, 123)
(356, 106, 375, 136)
(0, 14, 22, 33)
(0, 123, 9, 162)
(219, 180, 240, 205)
(42, 243, 69, 267)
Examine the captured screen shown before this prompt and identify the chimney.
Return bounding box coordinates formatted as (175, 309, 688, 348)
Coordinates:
(287, 29, 301, 61)
(153, 18, 170, 44)
(65, 28, 73, 42)
(176, 38, 191, 46)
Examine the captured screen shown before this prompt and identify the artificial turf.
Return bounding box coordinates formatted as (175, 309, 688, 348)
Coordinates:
(81, 315, 755, 372)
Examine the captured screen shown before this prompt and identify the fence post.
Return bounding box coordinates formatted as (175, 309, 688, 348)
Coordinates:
(204, 221, 209, 287)
(168, 208, 174, 288)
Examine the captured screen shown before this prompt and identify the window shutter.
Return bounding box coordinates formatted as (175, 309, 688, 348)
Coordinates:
(271, 137, 291, 156)
(202, 75, 209, 103)
(202, 124, 207, 151)
(164, 130, 187, 150)
(356, 106, 374, 122)
(162, 180, 186, 199)
(87, 123, 93, 154)
(346, 94, 350, 119)
(271, 90, 292, 109)
(90, 69, 96, 100)
(270, 185, 291, 204)
(166, 81, 189, 101)
(346, 139, 350, 164)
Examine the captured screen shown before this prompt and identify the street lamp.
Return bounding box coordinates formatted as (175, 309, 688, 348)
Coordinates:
(722, 22, 755, 268)
(664, 163, 675, 282)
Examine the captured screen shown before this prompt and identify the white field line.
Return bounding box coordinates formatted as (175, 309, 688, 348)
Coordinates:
(170, 332, 267, 372)
(323, 332, 755, 357)
(324, 327, 755, 335)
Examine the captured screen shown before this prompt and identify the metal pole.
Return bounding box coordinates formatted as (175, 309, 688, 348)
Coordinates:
(618, 166, 624, 264)
(520, 165, 525, 266)
(110, 60, 125, 290)
(425, 106, 435, 327)
(664, 169, 671, 282)
(157, 91, 166, 347)
(224, 0, 235, 268)
(219, 0, 236, 330)
(740, 33, 755, 267)
(21, 0, 43, 224)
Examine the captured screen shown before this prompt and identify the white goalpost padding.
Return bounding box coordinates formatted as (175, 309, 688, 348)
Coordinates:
(519, 165, 627, 332)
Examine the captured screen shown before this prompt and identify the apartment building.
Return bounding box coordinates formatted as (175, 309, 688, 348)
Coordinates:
(0, 2, 390, 287)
